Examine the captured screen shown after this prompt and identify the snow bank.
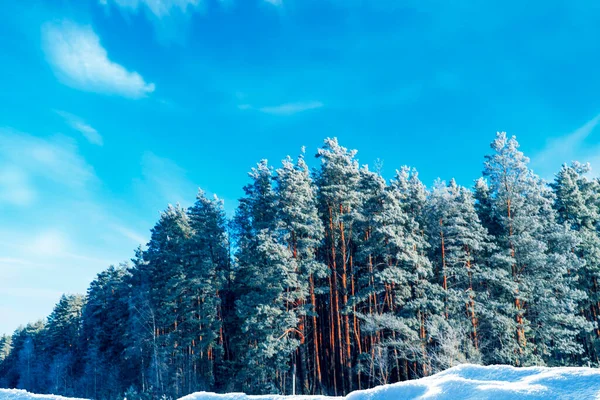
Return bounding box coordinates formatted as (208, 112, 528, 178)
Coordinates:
(2, 364, 599, 400)
(180, 364, 600, 400)
(0, 389, 86, 400)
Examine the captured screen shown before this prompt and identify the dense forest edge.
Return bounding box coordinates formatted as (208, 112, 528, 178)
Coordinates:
(1, 132, 600, 399)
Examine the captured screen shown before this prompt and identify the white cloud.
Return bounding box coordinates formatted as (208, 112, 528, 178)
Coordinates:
(56, 110, 103, 146)
(531, 113, 600, 179)
(102, 0, 201, 18)
(42, 20, 155, 98)
(0, 129, 96, 191)
(239, 101, 324, 115)
(259, 101, 323, 115)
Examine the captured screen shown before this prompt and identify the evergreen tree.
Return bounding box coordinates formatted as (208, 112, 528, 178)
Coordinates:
(274, 152, 327, 394)
(232, 160, 301, 394)
(482, 132, 588, 365)
(185, 189, 230, 390)
(45, 294, 85, 396)
(424, 180, 494, 369)
(314, 138, 361, 395)
(80, 265, 131, 399)
(353, 166, 419, 384)
(2, 321, 46, 393)
(388, 168, 442, 377)
(0, 335, 11, 362)
(551, 162, 600, 364)
(143, 204, 192, 397)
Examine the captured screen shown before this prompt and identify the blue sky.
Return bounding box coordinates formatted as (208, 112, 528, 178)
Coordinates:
(2, 0, 600, 335)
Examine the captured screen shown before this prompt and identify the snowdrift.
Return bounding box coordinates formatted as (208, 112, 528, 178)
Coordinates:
(180, 364, 600, 400)
(2, 364, 600, 400)
(0, 389, 87, 400)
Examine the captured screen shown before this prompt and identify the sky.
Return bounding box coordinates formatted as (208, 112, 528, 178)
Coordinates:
(2, 0, 600, 335)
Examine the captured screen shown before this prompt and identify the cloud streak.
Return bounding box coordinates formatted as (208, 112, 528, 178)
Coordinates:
(531, 113, 600, 179)
(0, 166, 35, 206)
(239, 101, 324, 116)
(42, 20, 155, 98)
(138, 151, 197, 207)
(0, 129, 97, 207)
(56, 110, 103, 146)
(101, 0, 201, 18)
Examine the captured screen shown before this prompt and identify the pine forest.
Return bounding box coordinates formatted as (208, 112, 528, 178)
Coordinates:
(2, 132, 600, 399)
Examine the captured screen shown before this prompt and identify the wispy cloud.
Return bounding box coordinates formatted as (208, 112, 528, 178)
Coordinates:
(138, 151, 197, 207)
(42, 20, 155, 98)
(531, 113, 600, 179)
(260, 101, 323, 115)
(28, 230, 70, 257)
(100, 0, 201, 18)
(55, 110, 103, 146)
(0, 129, 96, 206)
(239, 101, 324, 116)
(0, 166, 35, 206)
(112, 224, 148, 246)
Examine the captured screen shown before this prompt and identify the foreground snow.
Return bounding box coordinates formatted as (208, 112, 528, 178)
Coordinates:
(0, 390, 87, 400)
(181, 364, 600, 400)
(2, 364, 600, 400)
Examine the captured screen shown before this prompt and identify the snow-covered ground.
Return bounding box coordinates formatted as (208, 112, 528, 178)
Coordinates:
(2, 364, 600, 400)
(181, 364, 600, 400)
(0, 389, 87, 400)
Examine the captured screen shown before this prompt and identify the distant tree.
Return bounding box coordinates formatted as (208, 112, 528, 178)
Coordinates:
(80, 265, 131, 399)
(45, 294, 85, 396)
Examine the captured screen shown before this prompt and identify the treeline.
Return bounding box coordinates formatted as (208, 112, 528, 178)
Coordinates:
(1, 132, 600, 399)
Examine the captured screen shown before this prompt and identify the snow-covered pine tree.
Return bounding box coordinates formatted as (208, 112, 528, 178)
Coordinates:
(424, 180, 495, 370)
(0, 335, 11, 362)
(0, 335, 12, 388)
(142, 204, 192, 397)
(352, 166, 419, 385)
(388, 167, 442, 378)
(44, 294, 86, 396)
(551, 162, 600, 364)
(1, 321, 46, 392)
(274, 152, 327, 394)
(184, 189, 230, 390)
(80, 265, 131, 399)
(232, 160, 301, 394)
(314, 138, 361, 395)
(482, 132, 588, 366)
